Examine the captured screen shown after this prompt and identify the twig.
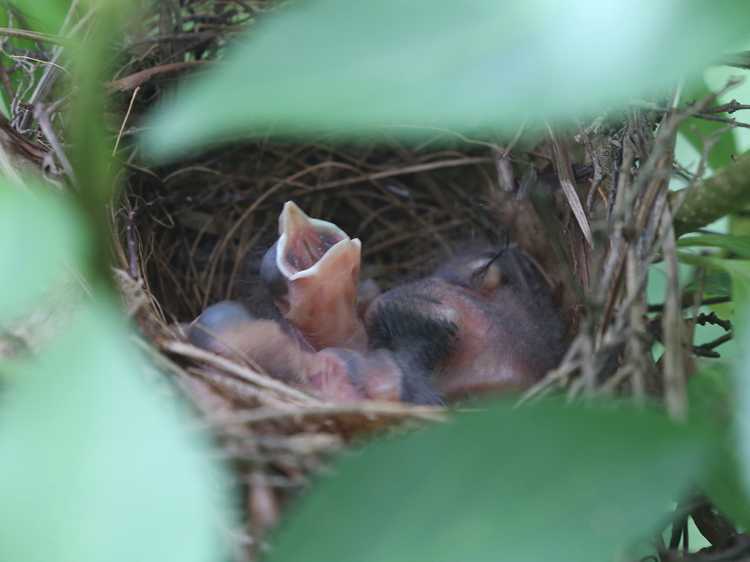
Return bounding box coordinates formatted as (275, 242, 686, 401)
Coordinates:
(113, 86, 140, 155)
(126, 208, 139, 280)
(161, 339, 322, 405)
(661, 205, 688, 420)
(210, 403, 446, 426)
(0, 26, 67, 45)
(648, 295, 731, 313)
(695, 311, 732, 332)
(702, 99, 750, 114)
(106, 60, 209, 93)
(16, 2, 93, 132)
(693, 332, 734, 355)
(693, 112, 750, 130)
(672, 149, 750, 234)
(546, 123, 594, 246)
(33, 103, 76, 184)
(294, 156, 494, 193)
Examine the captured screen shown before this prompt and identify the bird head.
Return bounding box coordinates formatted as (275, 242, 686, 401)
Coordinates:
(260, 201, 367, 350)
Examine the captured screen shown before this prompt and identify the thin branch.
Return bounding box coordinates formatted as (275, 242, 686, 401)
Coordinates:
(648, 295, 731, 313)
(695, 311, 732, 332)
(33, 104, 75, 183)
(546, 123, 594, 246)
(693, 112, 750, 130)
(0, 26, 67, 45)
(702, 99, 750, 114)
(661, 205, 688, 420)
(672, 150, 750, 235)
(106, 60, 209, 93)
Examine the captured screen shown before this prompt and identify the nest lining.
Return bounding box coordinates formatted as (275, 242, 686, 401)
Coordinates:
(121, 141, 517, 322)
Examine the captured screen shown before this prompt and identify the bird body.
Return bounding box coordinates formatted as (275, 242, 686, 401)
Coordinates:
(189, 203, 567, 404)
(188, 300, 406, 402)
(365, 245, 566, 401)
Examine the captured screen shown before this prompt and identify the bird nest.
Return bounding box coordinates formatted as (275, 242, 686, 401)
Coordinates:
(3, 0, 715, 556)
(108, 21, 593, 556)
(102, 3, 664, 554)
(113, 131, 569, 546)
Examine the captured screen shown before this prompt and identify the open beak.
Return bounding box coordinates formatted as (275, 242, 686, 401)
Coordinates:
(261, 201, 367, 351)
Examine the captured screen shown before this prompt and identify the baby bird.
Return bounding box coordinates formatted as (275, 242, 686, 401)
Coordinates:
(187, 300, 443, 403)
(189, 203, 567, 404)
(364, 244, 567, 401)
(259, 201, 367, 351)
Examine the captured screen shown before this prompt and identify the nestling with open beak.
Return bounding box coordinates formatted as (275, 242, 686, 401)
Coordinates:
(188, 203, 567, 404)
(259, 201, 368, 352)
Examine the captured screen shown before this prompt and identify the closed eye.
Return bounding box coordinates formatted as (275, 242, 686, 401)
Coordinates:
(469, 248, 507, 291)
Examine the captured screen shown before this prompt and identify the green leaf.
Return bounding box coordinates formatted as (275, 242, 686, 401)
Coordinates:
(689, 362, 733, 426)
(678, 233, 750, 259)
(142, 0, 750, 160)
(683, 269, 731, 300)
(0, 183, 86, 323)
(0, 91, 8, 118)
(66, 0, 133, 282)
(9, 0, 72, 35)
(679, 253, 750, 307)
(691, 363, 750, 530)
(0, 300, 231, 562)
(679, 78, 739, 172)
(267, 400, 710, 562)
(731, 323, 750, 529)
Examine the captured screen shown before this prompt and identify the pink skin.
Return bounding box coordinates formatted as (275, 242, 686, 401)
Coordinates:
(190, 312, 403, 403)
(420, 280, 541, 399)
(196, 239, 566, 404)
(272, 202, 368, 352)
(364, 247, 566, 401)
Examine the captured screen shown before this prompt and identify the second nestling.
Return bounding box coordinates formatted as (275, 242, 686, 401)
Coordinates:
(188, 201, 568, 404)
